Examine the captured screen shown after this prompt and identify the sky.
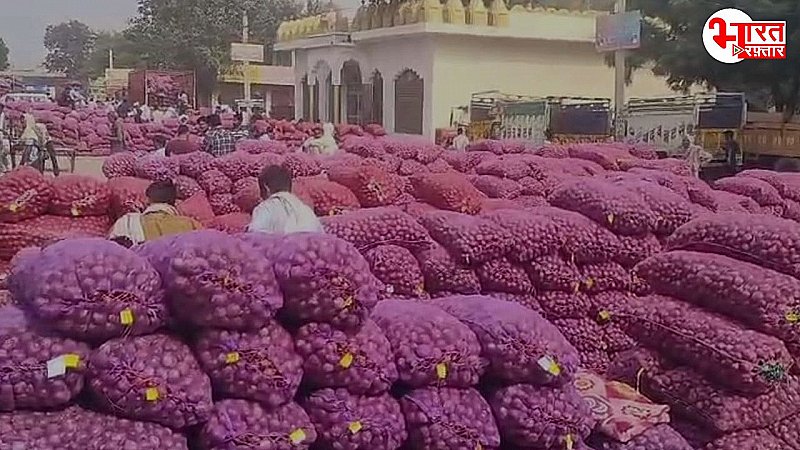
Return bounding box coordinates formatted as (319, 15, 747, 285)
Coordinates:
(0, 0, 361, 70)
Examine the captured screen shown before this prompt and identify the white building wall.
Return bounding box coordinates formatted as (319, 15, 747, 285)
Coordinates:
(283, 17, 695, 139)
(430, 34, 684, 133)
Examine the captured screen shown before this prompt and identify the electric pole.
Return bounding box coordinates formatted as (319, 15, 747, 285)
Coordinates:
(242, 10, 252, 118)
(614, 0, 627, 140)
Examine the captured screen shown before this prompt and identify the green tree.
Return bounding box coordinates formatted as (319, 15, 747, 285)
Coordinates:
(43, 20, 97, 79)
(127, 0, 316, 100)
(0, 38, 9, 70)
(618, 1, 800, 119)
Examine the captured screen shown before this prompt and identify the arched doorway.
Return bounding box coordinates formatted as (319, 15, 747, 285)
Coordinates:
(341, 60, 363, 124)
(394, 69, 423, 135)
(371, 71, 384, 126)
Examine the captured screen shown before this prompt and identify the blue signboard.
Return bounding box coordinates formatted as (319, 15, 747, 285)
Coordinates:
(596, 10, 642, 52)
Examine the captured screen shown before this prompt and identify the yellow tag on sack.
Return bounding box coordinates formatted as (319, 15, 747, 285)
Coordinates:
(120, 309, 134, 326)
(289, 428, 306, 444)
(342, 296, 354, 308)
(8, 203, 18, 213)
(436, 363, 448, 380)
(786, 311, 799, 324)
(145, 387, 160, 401)
(225, 352, 240, 364)
(584, 278, 595, 289)
(538, 356, 561, 376)
(348, 421, 363, 434)
(70, 206, 81, 216)
(598, 310, 611, 322)
(607, 213, 615, 225)
(63, 354, 81, 368)
(339, 353, 354, 369)
(565, 433, 575, 450)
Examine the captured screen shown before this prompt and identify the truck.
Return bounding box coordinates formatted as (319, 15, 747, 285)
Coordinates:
(622, 93, 746, 159)
(127, 70, 196, 108)
(738, 112, 800, 168)
(462, 91, 611, 144)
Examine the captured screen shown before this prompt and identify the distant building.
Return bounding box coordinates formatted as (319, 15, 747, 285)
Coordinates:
(275, 2, 688, 138)
(0, 70, 69, 98)
(217, 64, 295, 119)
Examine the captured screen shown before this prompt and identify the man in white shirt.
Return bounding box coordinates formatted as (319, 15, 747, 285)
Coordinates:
(248, 165, 322, 234)
(452, 127, 469, 151)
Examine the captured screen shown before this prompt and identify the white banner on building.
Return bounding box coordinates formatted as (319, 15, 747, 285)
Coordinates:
(231, 43, 265, 63)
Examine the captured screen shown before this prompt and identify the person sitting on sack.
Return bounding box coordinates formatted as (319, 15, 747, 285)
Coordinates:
(109, 179, 203, 247)
(303, 122, 339, 156)
(248, 165, 322, 234)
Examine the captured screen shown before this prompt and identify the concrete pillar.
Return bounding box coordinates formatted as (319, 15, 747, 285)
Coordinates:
(333, 85, 342, 123)
(385, 77, 395, 133)
(308, 80, 317, 122)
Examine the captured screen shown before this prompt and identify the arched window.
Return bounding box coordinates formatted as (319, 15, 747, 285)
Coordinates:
(341, 60, 363, 124)
(394, 69, 424, 135)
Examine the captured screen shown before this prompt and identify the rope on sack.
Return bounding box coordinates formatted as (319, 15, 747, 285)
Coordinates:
(104, 360, 168, 414)
(457, 316, 561, 380)
(614, 311, 791, 384)
(7, 188, 38, 213)
(218, 339, 289, 389)
(332, 341, 394, 386)
(403, 393, 486, 450)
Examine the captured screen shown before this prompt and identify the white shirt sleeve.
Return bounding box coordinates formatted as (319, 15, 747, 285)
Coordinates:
(108, 213, 145, 245)
(248, 200, 285, 234)
(248, 194, 323, 234)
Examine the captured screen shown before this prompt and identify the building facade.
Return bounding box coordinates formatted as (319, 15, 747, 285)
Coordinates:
(275, 1, 686, 139)
(218, 64, 295, 118)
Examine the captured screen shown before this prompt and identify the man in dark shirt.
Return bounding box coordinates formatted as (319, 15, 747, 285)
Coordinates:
(721, 130, 741, 174)
(202, 114, 236, 157)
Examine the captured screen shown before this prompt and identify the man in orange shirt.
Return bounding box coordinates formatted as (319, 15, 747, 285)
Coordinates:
(109, 180, 203, 247)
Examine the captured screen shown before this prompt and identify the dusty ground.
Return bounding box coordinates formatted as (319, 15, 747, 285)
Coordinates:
(70, 156, 107, 179)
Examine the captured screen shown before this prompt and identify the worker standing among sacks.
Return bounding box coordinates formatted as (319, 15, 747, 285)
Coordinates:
(248, 164, 322, 234)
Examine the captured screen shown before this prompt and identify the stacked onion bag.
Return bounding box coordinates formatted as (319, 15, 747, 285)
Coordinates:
(272, 232, 382, 331)
(0, 407, 189, 449)
(192, 322, 304, 408)
(302, 388, 407, 450)
(425, 295, 593, 449)
(198, 399, 317, 450)
(136, 229, 283, 330)
(86, 333, 214, 429)
(11, 238, 167, 341)
(605, 212, 800, 448)
(370, 299, 500, 449)
(0, 305, 90, 411)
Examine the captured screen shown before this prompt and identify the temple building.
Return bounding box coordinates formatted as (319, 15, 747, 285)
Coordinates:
(275, 1, 683, 138)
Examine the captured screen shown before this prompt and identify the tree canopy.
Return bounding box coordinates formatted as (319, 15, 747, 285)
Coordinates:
(41, 0, 315, 98)
(126, 0, 317, 98)
(619, 0, 800, 118)
(44, 20, 96, 79)
(0, 38, 9, 70)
